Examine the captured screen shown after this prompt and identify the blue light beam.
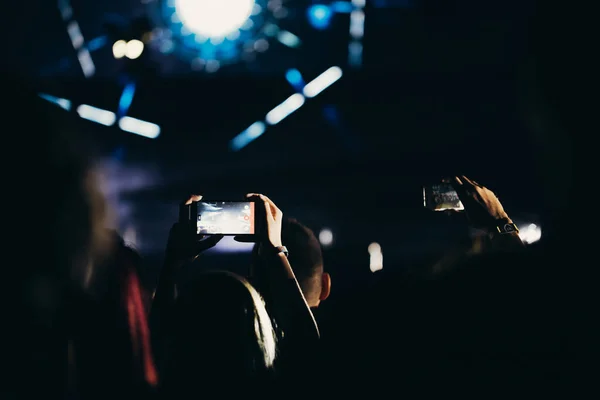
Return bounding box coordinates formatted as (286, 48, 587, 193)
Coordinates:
(285, 69, 305, 91)
(38, 93, 71, 111)
(117, 82, 136, 117)
(230, 121, 267, 151)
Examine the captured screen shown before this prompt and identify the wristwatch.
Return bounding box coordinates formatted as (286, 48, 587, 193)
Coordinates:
(272, 245, 289, 257)
(494, 219, 519, 235)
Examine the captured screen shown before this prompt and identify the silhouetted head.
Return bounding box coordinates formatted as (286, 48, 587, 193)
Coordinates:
(164, 271, 277, 394)
(281, 218, 331, 308)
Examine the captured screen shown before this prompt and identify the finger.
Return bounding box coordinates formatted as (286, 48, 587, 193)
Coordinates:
(183, 194, 203, 206)
(257, 194, 280, 217)
(460, 176, 478, 188)
(450, 176, 469, 200)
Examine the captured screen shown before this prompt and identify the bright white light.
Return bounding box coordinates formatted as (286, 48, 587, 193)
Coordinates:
(112, 40, 127, 59)
(303, 66, 343, 98)
(319, 229, 333, 247)
(368, 242, 383, 272)
(126, 40, 144, 59)
(175, 0, 255, 38)
(518, 223, 542, 245)
(118, 116, 161, 139)
(265, 93, 305, 125)
(349, 10, 365, 39)
(77, 104, 116, 126)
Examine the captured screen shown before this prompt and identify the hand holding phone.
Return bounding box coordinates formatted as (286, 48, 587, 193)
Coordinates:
(423, 183, 465, 212)
(166, 195, 224, 263)
(192, 200, 256, 236)
(234, 193, 283, 249)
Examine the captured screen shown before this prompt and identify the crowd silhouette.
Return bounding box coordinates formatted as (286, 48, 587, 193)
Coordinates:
(2, 1, 594, 398)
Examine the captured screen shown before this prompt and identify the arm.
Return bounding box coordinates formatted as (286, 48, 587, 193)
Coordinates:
(241, 194, 320, 341)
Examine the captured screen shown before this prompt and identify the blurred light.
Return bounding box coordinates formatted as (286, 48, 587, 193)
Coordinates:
(230, 121, 266, 151)
(349, 10, 365, 38)
(77, 104, 116, 126)
(368, 242, 383, 272)
(352, 0, 366, 7)
(331, 1, 354, 13)
(112, 40, 127, 58)
(77, 49, 96, 77)
(303, 66, 343, 98)
(307, 5, 333, 30)
(58, 0, 73, 20)
(126, 39, 145, 59)
(518, 223, 542, 245)
(66, 21, 84, 49)
(348, 41, 363, 67)
(285, 68, 305, 91)
(38, 93, 71, 111)
(118, 82, 136, 117)
(319, 228, 334, 247)
(175, 0, 255, 38)
(118, 116, 161, 139)
(87, 36, 107, 52)
(276, 30, 301, 48)
(265, 93, 305, 125)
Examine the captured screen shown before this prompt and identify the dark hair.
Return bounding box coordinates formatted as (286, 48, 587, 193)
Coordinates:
(3, 79, 108, 397)
(281, 218, 324, 305)
(164, 271, 277, 393)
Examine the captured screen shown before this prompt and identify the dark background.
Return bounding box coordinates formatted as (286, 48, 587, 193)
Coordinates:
(5, 0, 541, 294)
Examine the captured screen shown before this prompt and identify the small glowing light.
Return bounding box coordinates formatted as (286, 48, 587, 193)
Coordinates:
(112, 40, 127, 59)
(319, 229, 334, 247)
(253, 38, 269, 52)
(518, 223, 542, 244)
(368, 242, 383, 272)
(125, 39, 144, 59)
(175, 0, 256, 38)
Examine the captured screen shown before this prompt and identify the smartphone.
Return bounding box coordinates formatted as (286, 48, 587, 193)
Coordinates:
(191, 201, 256, 235)
(423, 183, 464, 212)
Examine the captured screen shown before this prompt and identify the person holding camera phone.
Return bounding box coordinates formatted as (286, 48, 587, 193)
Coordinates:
(150, 193, 319, 390)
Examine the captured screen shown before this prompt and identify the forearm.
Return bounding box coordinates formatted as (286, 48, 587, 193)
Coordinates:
(264, 253, 320, 340)
(149, 254, 182, 333)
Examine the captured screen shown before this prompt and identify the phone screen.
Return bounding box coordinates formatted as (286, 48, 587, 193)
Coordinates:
(197, 201, 255, 235)
(423, 184, 464, 212)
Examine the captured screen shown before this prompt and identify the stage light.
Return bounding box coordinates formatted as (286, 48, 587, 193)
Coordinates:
(230, 121, 266, 151)
(265, 93, 305, 125)
(307, 5, 333, 30)
(118, 116, 161, 139)
(113, 40, 127, 58)
(319, 229, 334, 247)
(285, 68, 305, 91)
(77, 104, 116, 126)
(368, 242, 383, 272)
(38, 93, 71, 111)
(125, 39, 144, 59)
(303, 66, 343, 98)
(117, 82, 136, 117)
(174, 0, 255, 38)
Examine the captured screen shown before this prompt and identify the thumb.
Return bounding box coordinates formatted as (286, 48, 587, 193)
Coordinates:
(234, 235, 257, 243)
